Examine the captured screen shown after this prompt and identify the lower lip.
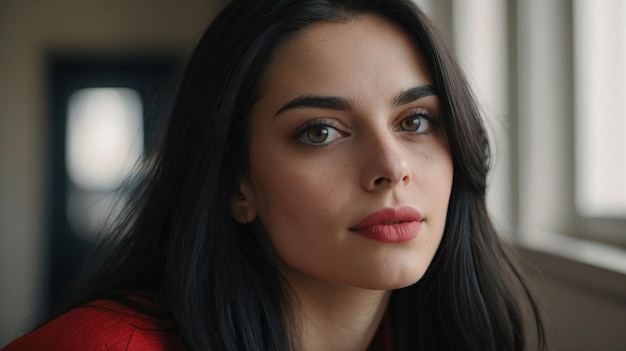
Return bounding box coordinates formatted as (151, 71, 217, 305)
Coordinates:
(351, 221, 420, 243)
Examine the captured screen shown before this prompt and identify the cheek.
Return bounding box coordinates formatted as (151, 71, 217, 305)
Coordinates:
(429, 155, 454, 204)
(433, 157, 454, 218)
(246, 143, 356, 269)
(412, 145, 453, 196)
(248, 145, 345, 234)
(413, 147, 454, 235)
(249, 165, 339, 276)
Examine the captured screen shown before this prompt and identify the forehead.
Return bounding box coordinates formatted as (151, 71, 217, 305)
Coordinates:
(255, 14, 433, 110)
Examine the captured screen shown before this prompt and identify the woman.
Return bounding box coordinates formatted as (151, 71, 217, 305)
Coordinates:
(3, 0, 547, 350)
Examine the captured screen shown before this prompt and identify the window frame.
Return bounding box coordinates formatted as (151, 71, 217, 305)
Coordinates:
(424, 0, 626, 271)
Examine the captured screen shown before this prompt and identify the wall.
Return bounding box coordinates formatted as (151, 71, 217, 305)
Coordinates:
(0, 0, 216, 345)
(520, 248, 626, 350)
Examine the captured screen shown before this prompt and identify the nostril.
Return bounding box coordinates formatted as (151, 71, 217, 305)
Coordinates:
(374, 177, 386, 185)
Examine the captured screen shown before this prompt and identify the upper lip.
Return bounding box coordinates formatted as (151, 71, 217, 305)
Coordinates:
(349, 206, 423, 230)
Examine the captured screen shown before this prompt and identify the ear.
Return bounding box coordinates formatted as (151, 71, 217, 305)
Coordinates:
(230, 178, 257, 224)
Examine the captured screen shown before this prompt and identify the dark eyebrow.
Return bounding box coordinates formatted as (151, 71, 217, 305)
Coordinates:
(274, 85, 436, 117)
(392, 85, 437, 107)
(274, 95, 357, 117)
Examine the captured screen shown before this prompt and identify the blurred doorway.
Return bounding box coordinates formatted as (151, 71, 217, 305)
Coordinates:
(46, 56, 179, 310)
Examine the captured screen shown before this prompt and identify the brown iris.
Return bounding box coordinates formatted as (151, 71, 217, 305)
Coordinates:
(400, 116, 421, 132)
(306, 126, 330, 143)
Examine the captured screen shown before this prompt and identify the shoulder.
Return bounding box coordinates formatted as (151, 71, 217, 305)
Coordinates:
(2, 299, 185, 351)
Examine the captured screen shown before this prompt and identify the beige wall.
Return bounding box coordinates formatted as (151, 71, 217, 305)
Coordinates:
(0, 0, 216, 345)
(520, 248, 626, 351)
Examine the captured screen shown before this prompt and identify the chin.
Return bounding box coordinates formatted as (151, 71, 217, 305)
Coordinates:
(350, 268, 427, 291)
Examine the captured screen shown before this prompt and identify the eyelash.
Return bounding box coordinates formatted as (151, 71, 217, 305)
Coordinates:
(291, 109, 441, 148)
(291, 118, 344, 148)
(398, 109, 440, 135)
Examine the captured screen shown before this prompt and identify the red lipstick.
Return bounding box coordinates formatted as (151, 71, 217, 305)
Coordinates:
(349, 206, 422, 243)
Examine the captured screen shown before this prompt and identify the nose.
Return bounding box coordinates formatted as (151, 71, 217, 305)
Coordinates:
(359, 131, 411, 191)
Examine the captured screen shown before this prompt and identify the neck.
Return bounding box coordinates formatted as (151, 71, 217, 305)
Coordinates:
(285, 273, 391, 351)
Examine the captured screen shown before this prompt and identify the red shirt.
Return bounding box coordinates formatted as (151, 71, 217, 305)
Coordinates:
(3, 299, 393, 351)
(2, 299, 185, 351)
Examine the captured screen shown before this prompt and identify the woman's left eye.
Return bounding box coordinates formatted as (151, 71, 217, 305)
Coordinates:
(294, 121, 345, 146)
(397, 112, 436, 134)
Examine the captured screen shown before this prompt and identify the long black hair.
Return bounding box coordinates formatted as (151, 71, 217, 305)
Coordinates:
(61, 1, 547, 350)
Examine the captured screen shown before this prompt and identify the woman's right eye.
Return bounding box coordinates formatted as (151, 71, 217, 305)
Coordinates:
(294, 122, 344, 146)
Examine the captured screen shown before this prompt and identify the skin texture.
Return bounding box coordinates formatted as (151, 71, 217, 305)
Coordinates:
(233, 15, 453, 350)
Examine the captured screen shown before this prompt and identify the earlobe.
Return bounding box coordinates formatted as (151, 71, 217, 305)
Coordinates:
(230, 180, 257, 224)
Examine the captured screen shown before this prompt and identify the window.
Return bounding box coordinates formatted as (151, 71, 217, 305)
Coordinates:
(516, 0, 626, 270)
(574, 0, 626, 219)
(47, 57, 178, 308)
(66, 88, 144, 240)
(422, 0, 626, 270)
(451, 0, 510, 231)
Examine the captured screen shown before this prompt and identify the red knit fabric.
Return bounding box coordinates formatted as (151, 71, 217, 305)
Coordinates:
(3, 299, 393, 351)
(1, 299, 185, 351)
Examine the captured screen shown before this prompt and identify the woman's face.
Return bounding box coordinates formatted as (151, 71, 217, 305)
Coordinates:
(237, 15, 453, 290)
